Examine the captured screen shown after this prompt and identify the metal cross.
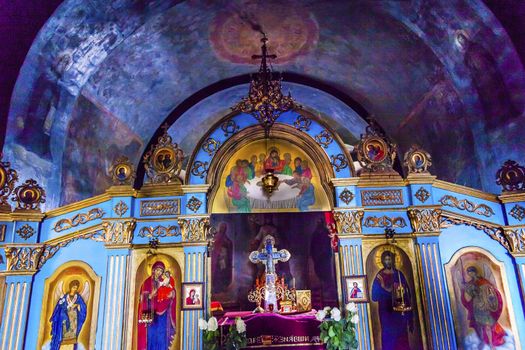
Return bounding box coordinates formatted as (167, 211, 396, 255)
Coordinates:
(249, 234, 290, 312)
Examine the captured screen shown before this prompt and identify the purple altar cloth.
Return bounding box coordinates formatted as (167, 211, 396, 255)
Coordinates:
(219, 311, 324, 349)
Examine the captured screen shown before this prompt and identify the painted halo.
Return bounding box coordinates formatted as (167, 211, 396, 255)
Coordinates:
(374, 245, 403, 270)
(113, 163, 132, 182)
(152, 147, 176, 173)
(410, 151, 427, 170)
(363, 137, 388, 163)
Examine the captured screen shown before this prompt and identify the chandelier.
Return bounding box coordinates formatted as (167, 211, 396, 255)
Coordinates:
(232, 34, 299, 196)
(232, 34, 298, 138)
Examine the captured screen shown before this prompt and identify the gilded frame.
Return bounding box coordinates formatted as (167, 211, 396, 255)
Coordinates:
(125, 248, 185, 350)
(181, 282, 204, 310)
(36, 260, 101, 350)
(344, 275, 369, 303)
(362, 237, 428, 350)
(444, 246, 522, 350)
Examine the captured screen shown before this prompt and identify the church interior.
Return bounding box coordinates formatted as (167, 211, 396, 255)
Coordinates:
(1, 1, 525, 349)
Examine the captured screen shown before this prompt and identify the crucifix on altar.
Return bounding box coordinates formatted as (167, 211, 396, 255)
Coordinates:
(249, 234, 291, 312)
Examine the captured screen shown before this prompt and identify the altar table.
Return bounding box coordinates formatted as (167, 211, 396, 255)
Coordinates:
(219, 311, 324, 349)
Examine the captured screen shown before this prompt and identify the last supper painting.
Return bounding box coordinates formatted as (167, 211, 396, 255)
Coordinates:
(1, 1, 525, 349)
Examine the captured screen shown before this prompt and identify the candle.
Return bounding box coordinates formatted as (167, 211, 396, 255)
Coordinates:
(292, 277, 296, 289)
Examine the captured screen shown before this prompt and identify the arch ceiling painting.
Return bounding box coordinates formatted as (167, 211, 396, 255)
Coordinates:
(1, 0, 524, 210)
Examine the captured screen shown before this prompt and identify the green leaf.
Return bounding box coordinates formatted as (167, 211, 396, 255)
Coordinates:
(328, 326, 335, 338)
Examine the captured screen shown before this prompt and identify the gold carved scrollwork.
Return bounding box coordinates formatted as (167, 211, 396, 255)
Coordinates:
(102, 220, 136, 246)
(177, 216, 210, 242)
(0, 158, 19, 212)
(408, 208, 441, 233)
(138, 225, 181, 238)
(53, 208, 105, 232)
(363, 215, 407, 228)
(333, 210, 364, 235)
(4, 245, 44, 272)
(4, 229, 104, 272)
(503, 227, 525, 254)
(439, 195, 495, 217)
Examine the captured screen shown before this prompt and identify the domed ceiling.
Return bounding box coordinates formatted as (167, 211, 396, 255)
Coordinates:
(1, 0, 524, 209)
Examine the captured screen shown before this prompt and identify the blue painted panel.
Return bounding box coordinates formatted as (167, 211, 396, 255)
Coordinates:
(184, 193, 207, 215)
(335, 186, 357, 207)
(504, 201, 525, 226)
(12, 221, 40, 244)
(109, 196, 134, 218)
(408, 184, 434, 206)
(42, 201, 111, 241)
(439, 225, 525, 348)
(24, 239, 109, 350)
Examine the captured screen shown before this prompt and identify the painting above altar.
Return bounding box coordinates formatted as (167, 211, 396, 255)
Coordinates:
(212, 139, 330, 213)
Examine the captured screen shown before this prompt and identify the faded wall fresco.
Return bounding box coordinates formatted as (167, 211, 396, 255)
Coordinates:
(61, 94, 143, 204)
(3, 0, 525, 208)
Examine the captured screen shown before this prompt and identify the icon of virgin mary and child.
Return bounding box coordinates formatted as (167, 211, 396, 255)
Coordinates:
(138, 261, 177, 350)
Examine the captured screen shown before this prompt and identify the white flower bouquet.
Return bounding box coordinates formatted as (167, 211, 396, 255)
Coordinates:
(317, 303, 360, 350)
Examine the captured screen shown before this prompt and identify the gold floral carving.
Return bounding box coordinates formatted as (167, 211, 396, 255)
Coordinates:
(102, 220, 136, 246)
(363, 216, 407, 228)
(408, 208, 441, 233)
(114, 201, 128, 218)
(415, 187, 430, 203)
(509, 205, 525, 222)
(53, 208, 105, 232)
(0, 158, 18, 213)
(177, 216, 210, 242)
(503, 227, 525, 254)
(4, 245, 44, 272)
(333, 210, 364, 235)
(338, 189, 354, 206)
(16, 224, 36, 240)
(439, 195, 494, 217)
(186, 196, 203, 213)
(4, 229, 105, 272)
(440, 215, 510, 251)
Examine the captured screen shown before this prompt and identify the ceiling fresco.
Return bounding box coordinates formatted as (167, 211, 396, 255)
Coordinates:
(1, 0, 524, 210)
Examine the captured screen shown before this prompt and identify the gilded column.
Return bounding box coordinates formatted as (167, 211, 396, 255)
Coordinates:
(0, 244, 42, 350)
(333, 208, 372, 350)
(408, 207, 457, 350)
(100, 219, 134, 350)
(178, 215, 209, 350)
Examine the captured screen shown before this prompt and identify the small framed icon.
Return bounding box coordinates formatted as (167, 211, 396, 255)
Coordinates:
(344, 275, 368, 303)
(182, 282, 204, 310)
